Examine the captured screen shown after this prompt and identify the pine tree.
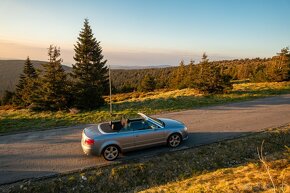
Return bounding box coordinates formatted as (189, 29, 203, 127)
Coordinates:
(156, 70, 169, 89)
(72, 19, 108, 109)
(250, 64, 268, 82)
(185, 59, 196, 88)
(194, 53, 232, 93)
(201, 53, 209, 63)
(2, 90, 15, 105)
(140, 74, 156, 92)
(33, 45, 68, 110)
(14, 57, 38, 106)
(171, 60, 186, 89)
(267, 47, 290, 81)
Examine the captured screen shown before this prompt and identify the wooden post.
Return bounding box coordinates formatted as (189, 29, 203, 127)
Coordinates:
(109, 64, 112, 116)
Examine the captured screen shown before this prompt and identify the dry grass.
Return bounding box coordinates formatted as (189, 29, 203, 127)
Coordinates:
(106, 82, 290, 103)
(141, 155, 290, 193)
(104, 88, 202, 103)
(233, 82, 290, 92)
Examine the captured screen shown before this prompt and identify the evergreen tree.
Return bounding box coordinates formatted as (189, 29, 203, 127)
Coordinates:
(2, 90, 15, 105)
(250, 64, 268, 82)
(172, 60, 187, 89)
(140, 74, 156, 92)
(156, 70, 168, 89)
(33, 45, 68, 110)
(201, 52, 209, 63)
(184, 59, 196, 88)
(249, 47, 290, 82)
(14, 57, 38, 106)
(72, 19, 108, 109)
(194, 53, 232, 93)
(267, 47, 290, 81)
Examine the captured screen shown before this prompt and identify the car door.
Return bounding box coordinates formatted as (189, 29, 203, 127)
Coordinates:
(114, 127, 136, 151)
(133, 120, 165, 148)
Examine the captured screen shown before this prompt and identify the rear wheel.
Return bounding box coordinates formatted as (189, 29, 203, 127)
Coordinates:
(167, 133, 182, 148)
(102, 145, 119, 161)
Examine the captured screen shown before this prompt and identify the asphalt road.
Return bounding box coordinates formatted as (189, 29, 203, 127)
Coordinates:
(0, 94, 290, 185)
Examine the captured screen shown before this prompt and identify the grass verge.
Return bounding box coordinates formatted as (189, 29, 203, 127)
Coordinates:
(2, 124, 290, 193)
(0, 81, 290, 134)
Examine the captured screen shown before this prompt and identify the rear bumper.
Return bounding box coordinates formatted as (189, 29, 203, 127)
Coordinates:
(81, 131, 101, 156)
(82, 144, 94, 155)
(81, 143, 101, 156)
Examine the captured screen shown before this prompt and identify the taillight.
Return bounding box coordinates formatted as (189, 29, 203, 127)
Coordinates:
(85, 138, 94, 145)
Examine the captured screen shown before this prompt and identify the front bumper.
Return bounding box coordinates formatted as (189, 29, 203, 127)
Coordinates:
(183, 135, 189, 141)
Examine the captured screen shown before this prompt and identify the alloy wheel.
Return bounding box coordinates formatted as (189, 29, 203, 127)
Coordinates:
(103, 145, 119, 161)
(168, 134, 181, 147)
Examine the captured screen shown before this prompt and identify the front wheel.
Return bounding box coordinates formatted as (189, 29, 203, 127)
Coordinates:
(102, 145, 119, 161)
(167, 133, 182, 148)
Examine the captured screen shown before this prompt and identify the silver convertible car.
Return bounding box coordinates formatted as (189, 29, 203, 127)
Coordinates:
(81, 113, 188, 161)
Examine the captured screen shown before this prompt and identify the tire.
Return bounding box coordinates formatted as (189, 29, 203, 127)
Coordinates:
(167, 133, 182, 148)
(102, 145, 120, 161)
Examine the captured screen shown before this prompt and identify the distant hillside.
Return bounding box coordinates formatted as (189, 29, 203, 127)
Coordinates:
(110, 58, 273, 92)
(111, 64, 173, 69)
(0, 60, 71, 97)
(0, 60, 173, 97)
(0, 57, 274, 97)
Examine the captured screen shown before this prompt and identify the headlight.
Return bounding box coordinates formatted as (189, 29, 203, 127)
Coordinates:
(184, 126, 188, 131)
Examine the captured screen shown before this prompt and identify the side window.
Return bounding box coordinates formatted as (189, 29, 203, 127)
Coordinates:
(119, 127, 133, 132)
(129, 121, 144, 131)
(127, 120, 160, 131)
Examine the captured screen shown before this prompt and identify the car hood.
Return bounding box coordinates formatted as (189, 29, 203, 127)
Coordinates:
(158, 118, 185, 128)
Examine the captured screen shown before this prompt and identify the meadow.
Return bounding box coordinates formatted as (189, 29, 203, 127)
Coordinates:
(0, 81, 290, 134)
(3, 124, 289, 193)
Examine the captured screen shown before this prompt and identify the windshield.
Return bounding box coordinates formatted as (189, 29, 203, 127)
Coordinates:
(137, 113, 165, 127)
(147, 116, 165, 127)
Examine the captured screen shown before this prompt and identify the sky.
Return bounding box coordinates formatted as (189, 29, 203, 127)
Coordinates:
(0, 0, 290, 66)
